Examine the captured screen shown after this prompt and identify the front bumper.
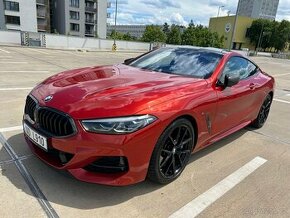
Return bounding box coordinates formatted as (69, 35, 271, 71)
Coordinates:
(23, 118, 162, 186)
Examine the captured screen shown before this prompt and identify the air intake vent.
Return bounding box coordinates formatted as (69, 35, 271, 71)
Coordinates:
(38, 108, 75, 137)
(25, 96, 37, 121)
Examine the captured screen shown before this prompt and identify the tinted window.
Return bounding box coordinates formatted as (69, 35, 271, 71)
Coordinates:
(129, 48, 222, 79)
(70, 11, 79, 20)
(4, 1, 19, 11)
(219, 56, 258, 83)
(70, 23, 79, 32)
(5, 15, 20, 25)
(70, 0, 79, 7)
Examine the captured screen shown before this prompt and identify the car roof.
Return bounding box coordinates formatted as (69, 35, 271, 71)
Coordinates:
(164, 45, 230, 55)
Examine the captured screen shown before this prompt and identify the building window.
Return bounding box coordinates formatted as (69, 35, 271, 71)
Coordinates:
(70, 11, 79, 20)
(4, 1, 19, 11)
(70, 0, 79, 8)
(5, 15, 20, 25)
(85, 1, 94, 8)
(70, 23, 79, 32)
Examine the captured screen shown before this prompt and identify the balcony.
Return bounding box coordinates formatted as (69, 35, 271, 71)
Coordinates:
(85, 30, 94, 36)
(36, 0, 46, 6)
(37, 10, 46, 18)
(85, 6, 97, 13)
(38, 24, 47, 32)
(85, 2, 97, 13)
(85, 19, 95, 24)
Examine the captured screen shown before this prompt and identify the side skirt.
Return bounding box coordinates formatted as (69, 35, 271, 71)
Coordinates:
(193, 120, 252, 153)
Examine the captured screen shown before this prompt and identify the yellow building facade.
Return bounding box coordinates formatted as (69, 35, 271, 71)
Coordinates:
(209, 16, 256, 50)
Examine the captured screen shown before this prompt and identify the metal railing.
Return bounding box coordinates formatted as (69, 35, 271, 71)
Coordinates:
(85, 19, 95, 24)
(85, 30, 94, 35)
(85, 5, 97, 12)
(36, 0, 46, 5)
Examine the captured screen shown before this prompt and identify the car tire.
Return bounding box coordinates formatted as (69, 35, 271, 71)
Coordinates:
(147, 118, 195, 184)
(251, 94, 272, 129)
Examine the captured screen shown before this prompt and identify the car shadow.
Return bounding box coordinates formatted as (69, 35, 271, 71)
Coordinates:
(1, 129, 247, 209)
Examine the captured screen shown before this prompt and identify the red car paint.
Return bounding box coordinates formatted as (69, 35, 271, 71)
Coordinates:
(23, 50, 275, 186)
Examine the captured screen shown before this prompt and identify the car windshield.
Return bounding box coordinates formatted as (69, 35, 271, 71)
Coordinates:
(129, 48, 223, 79)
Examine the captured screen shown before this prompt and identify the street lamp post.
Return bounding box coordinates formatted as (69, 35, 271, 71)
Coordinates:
(217, 5, 224, 17)
(228, 0, 241, 51)
(256, 22, 264, 53)
(256, 0, 275, 53)
(112, 0, 118, 51)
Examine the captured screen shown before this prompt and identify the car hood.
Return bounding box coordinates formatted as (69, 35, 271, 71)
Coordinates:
(31, 64, 207, 119)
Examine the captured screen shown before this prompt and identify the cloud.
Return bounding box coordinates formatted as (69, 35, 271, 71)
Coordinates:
(108, 0, 290, 26)
(140, 0, 181, 9)
(208, 0, 227, 7)
(170, 13, 188, 26)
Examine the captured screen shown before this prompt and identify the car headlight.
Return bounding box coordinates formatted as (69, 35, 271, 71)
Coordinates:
(81, 115, 157, 134)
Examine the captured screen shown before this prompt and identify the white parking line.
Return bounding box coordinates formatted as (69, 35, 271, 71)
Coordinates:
(169, 156, 267, 218)
(0, 48, 10, 54)
(0, 126, 23, 133)
(28, 48, 49, 55)
(274, 98, 290, 104)
(274, 72, 290, 77)
(0, 70, 49, 73)
(0, 87, 33, 91)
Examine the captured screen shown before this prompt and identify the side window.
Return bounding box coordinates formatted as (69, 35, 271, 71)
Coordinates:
(219, 57, 257, 84)
(247, 61, 258, 77)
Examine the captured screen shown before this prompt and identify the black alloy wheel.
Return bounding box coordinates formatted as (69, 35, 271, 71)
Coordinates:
(251, 94, 272, 128)
(148, 118, 194, 184)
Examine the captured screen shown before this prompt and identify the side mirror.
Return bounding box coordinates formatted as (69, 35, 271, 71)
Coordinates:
(224, 73, 240, 87)
(123, 58, 135, 65)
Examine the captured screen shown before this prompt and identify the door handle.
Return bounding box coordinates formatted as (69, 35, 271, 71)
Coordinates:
(249, 83, 256, 90)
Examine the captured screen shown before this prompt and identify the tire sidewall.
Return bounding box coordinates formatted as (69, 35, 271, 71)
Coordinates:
(148, 118, 195, 184)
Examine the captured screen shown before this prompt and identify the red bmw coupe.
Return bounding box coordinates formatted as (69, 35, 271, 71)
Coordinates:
(23, 47, 274, 186)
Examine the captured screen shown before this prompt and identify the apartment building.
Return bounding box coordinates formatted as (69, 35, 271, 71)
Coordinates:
(0, 0, 50, 32)
(107, 25, 146, 39)
(237, 0, 279, 20)
(50, 0, 108, 38)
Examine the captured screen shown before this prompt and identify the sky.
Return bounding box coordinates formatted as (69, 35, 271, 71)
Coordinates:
(107, 0, 290, 26)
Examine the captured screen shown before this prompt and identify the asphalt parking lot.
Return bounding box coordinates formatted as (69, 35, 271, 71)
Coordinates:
(0, 45, 290, 218)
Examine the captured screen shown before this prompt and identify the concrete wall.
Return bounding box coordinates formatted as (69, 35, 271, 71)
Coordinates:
(0, 1, 5, 30)
(19, 0, 38, 32)
(0, 30, 21, 45)
(97, 0, 107, 38)
(0, 29, 150, 51)
(45, 33, 150, 51)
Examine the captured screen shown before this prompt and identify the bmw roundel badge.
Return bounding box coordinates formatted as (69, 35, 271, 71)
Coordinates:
(44, 95, 53, 102)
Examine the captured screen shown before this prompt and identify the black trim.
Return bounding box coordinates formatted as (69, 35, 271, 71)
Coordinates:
(24, 95, 77, 139)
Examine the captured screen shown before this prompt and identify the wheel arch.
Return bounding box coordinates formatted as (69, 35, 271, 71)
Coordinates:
(268, 91, 274, 100)
(174, 114, 198, 149)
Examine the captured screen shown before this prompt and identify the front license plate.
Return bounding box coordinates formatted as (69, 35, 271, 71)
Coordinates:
(24, 123, 48, 151)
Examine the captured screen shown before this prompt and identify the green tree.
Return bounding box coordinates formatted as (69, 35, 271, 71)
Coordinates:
(123, 32, 136, 41)
(189, 19, 195, 28)
(274, 20, 290, 51)
(163, 22, 170, 35)
(181, 25, 197, 45)
(110, 30, 124, 40)
(141, 25, 166, 42)
(166, 25, 181, 45)
(247, 19, 290, 52)
(181, 24, 224, 48)
(269, 21, 280, 52)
